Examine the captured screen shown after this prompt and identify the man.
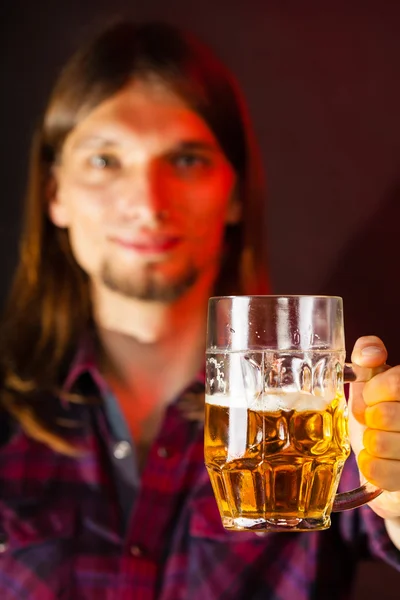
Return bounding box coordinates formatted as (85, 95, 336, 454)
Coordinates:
(0, 20, 399, 600)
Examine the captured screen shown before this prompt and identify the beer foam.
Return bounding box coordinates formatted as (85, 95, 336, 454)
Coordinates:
(206, 393, 247, 409)
(206, 391, 334, 412)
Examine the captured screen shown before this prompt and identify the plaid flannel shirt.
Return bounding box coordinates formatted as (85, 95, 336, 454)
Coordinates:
(0, 341, 399, 600)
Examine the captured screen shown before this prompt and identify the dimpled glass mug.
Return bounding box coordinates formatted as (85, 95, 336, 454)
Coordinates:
(205, 296, 383, 532)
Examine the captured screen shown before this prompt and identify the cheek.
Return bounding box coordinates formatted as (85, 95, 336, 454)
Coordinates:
(59, 182, 108, 273)
(183, 172, 236, 242)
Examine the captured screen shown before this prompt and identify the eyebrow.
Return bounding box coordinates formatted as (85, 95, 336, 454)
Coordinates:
(70, 136, 219, 153)
(172, 140, 218, 152)
(70, 136, 119, 151)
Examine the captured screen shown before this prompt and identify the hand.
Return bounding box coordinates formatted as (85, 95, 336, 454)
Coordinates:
(349, 336, 400, 520)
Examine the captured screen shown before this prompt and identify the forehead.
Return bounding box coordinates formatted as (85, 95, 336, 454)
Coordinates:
(65, 79, 218, 150)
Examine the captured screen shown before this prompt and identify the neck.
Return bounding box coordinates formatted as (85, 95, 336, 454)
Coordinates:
(93, 271, 214, 395)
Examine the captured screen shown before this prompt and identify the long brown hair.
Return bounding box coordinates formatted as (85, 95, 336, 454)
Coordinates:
(0, 21, 269, 453)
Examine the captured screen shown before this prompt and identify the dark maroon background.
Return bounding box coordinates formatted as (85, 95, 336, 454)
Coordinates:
(1, 1, 400, 596)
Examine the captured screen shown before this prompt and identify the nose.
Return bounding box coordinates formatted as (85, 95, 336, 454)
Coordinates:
(114, 166, 169, 225)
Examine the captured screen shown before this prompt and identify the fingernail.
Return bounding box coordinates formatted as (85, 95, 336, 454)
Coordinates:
(361, 346, 383, 357)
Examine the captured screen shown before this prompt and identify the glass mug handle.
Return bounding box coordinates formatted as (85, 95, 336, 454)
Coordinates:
(332, 363, 388, 512)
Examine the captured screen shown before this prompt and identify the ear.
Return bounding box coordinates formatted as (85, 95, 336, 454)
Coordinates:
(225, 193, 242, 225)
(47, 169, 70, 228)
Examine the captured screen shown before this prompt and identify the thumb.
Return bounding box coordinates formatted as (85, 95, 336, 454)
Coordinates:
(349, 336, 387, 425)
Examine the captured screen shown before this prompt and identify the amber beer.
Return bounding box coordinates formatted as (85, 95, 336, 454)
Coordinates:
(204, 392, 351, 531)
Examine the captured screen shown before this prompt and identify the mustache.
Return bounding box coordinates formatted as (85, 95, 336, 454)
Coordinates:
(105, 225, 181, 236)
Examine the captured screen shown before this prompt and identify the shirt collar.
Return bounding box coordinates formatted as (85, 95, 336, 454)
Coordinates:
(63, 334, 205, 398)
(62, 334, 109, 397)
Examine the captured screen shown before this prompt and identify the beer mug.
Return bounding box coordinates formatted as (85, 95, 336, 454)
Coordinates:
(205, 295, 383, 532)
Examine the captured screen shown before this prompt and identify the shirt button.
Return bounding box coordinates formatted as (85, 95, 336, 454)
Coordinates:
(157, 446, 170, 458)
(130, 544, 144, 557)
(113, 441, 132, 460)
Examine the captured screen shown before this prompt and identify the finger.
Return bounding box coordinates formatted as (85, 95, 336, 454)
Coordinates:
(363, 429, 400, 459)
(351, 336, 388, 367)
(365, 402, 400, 431)
(349, 384, 367, 425)
(358, 449, 400, 491)
(349, 336, 388, 424)
(362, 365, 400, 406)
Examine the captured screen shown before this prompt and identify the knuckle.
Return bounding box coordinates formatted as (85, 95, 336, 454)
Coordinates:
(364, 429, 385, 456)
(374, 432, 387, 456)
(385, 369, 400, 399)
(380, 402, 400, 429)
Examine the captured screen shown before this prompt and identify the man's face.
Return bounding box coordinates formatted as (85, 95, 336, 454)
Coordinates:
(49, 79, 239, 302)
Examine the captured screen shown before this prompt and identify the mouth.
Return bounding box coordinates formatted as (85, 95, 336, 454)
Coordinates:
(108, 234, 182, 254)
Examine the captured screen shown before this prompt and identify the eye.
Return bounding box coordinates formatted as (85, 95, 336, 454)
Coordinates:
(170, 153, 210, 170)
(88, 153, 120, 169)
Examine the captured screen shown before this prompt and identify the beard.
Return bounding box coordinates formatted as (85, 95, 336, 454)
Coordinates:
(99, 259, 199, 303)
